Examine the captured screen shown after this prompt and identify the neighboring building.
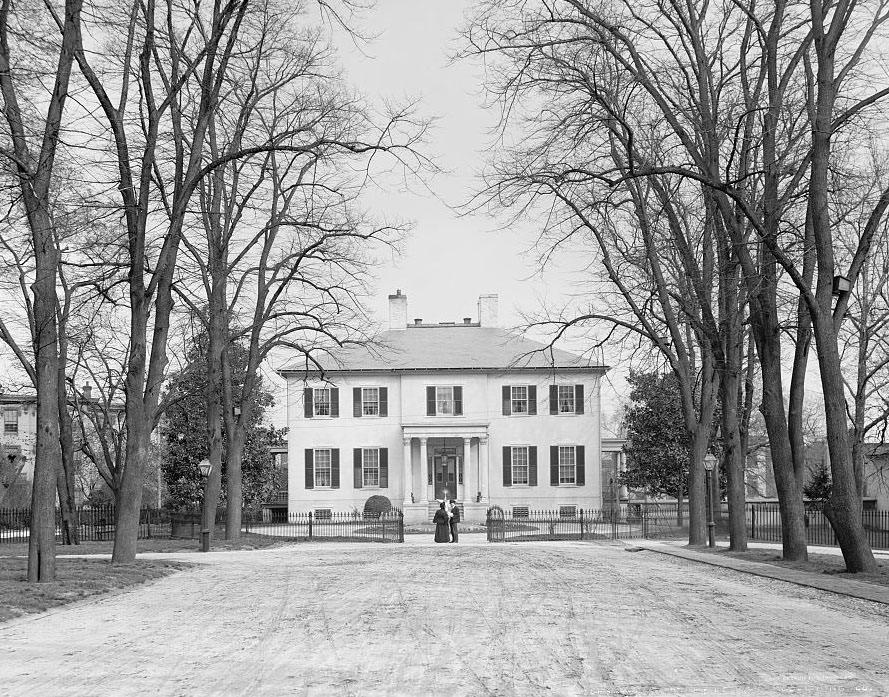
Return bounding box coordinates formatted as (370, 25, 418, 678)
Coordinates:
(279, 290, 608, 524)
(0, 393, 36, 505)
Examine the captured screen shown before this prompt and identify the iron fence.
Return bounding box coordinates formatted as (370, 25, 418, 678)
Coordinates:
(0, 505, 173, 544)
(243, 509, 404, 543)
(485, 505, 681, 542)
(747, 503, 889, 550)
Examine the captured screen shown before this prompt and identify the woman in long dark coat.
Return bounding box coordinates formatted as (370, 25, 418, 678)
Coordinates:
(433, 501, 450, 543)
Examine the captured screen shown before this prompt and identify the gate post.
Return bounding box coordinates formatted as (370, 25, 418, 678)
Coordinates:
(579, 508, 584, 541)
(308, 511, 313, 540)
(751, 504, 756, 540)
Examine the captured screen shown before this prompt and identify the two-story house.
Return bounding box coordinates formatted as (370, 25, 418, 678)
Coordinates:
(279, 291, 608, 523)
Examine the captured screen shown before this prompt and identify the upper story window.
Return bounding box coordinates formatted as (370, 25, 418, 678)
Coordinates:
(314, 389, 331, 416)
(353, 387, 388, 417)
(549, 384, 585, 415)
(426, 386, 463, 416)
(3, 410, 18, 433)
(362, 388, 379, 416)
(502, 385, 537, 415)
(303, 387, 339, 418)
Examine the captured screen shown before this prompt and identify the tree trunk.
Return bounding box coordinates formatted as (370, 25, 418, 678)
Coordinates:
(814, 318, 876, 572)
(687, 426, 709, 545)
(720, 367, 747, 550)
(56, 364, 78, 545)
(28, 211, 62, 582)
(751, 301, 808, 561)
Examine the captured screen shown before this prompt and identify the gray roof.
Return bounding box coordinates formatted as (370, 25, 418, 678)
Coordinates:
(278, 326, 606, 375)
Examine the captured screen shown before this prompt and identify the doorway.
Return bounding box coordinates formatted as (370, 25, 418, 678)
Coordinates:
(434, 451, 459, 500)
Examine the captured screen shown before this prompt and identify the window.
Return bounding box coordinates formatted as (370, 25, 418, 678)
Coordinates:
(3, 410, 18, 434)
(314, 449, 332, 487)
(560, 505, 577, 518)
(362, 448, 379, 487)
(512, 506, 529, 518)
(558, 386, 575, 414)
(559, 446, 576, 484)
(314, 508, 332, 519)
(511, 386, 528, 414)
(436, 386, 454, 415)
(512, 446, 529, 485)
(427, 386, 463, 416)
(314, 389, 331, 416)
(362, 388, 379, 416)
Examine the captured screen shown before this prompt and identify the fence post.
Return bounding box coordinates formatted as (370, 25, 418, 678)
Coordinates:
(641, 506, 648, 539)
(579, 508, 584, 540)
(751, 505, 756, 540)
(308, 511, 313, 540)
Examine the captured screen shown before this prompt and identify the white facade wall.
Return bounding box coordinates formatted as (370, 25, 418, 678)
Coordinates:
(286, 369, 603, 515)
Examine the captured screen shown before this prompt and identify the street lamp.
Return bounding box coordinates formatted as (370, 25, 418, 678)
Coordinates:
(703, 454, 717, 548)
(198, 458, 212, 553)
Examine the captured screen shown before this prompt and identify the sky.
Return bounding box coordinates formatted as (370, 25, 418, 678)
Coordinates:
(262, 0, 623, 426)
(331, 0, 573, 331)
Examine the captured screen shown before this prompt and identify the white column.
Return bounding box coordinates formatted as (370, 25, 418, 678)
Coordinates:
(463, 437, 472, 502)
(421, 438, 431, 503)
(479, 436, 489, 502)
(402, 437, 412, 505)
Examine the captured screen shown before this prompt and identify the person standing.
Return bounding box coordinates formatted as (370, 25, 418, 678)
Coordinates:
(433, 501, 450, 543)
(449, 499, 460, 543)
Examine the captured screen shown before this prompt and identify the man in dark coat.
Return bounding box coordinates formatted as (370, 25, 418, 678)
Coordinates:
(449, 499, 460, 543)
(433, 501, 450, 543)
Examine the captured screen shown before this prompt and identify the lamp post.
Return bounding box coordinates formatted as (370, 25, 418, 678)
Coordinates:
(198, 458, 212, 553)
(704, 454, 717, 548)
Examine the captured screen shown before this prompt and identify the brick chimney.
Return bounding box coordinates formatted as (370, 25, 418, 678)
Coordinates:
(477, 294, 499, 327)
(388, 289, 408, 330)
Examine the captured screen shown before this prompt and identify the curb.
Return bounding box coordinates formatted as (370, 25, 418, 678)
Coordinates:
(634, 541, 889, 605)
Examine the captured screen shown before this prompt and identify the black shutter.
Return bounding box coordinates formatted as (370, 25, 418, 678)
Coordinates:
(379, 388, 388, 417)
(502, 446, 512, 486)
(575, 384, 584, 414)
(331, 449, 340, 488)
(353, 388, 362, 418)
(550, 445, 559, 486)
(304, 449, 314, 489)
(330, 388, 339, 417)
(528, 385, 537, 415)
(529, 446, 537, 486)
(549, 385, 558, 415)
(502, 385, 511, 415)
(304, 388, 314, 418)
(353, 448, 363, 488)
(576, 446, 585, 485)
(454, 386, 463, 415)
(426, 386, 436, 415)
(380, 448, 388, 488)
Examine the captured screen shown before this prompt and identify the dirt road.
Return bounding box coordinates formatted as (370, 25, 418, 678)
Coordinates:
(2, 539, 888, 696)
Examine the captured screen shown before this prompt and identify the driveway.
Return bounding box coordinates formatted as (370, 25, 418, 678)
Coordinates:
(2, 539, 888, 696)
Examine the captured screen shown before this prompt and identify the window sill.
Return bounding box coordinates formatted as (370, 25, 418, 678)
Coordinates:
(557, 484, 581, 487)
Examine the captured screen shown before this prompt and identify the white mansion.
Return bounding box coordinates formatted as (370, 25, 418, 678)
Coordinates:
(280, 291, 611, 523)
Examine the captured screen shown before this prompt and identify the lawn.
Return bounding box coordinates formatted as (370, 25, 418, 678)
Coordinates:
(694, 545, 889, 587)
(0, 557, 190, 623)
(0, 530, 289, 558)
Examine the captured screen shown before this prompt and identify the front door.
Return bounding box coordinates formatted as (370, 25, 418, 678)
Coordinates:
(434, 455, 458, 500)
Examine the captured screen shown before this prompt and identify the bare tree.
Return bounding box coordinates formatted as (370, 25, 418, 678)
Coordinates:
(0, 0, 84, 580)
(174, 2, 422, 538)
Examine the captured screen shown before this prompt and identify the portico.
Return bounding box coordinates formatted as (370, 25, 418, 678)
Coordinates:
(401, 424, 490, 524)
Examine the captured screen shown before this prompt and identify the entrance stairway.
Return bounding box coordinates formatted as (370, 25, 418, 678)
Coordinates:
(426, 502, 463, 522)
